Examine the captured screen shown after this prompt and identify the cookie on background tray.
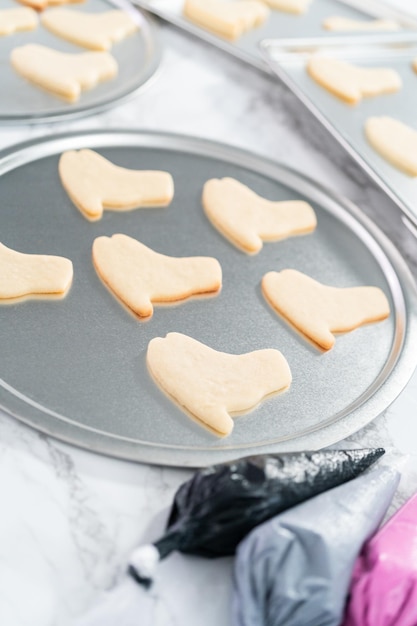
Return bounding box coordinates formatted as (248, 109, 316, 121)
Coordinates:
(41, 9, 138, 51)
(323, 16, 400, 31)
(0, 7, 38, 36)
(183, 0, 269, 40)
(307, 55, 402, 105)
(10, 44, 118, 102)
(263, 0, 311, 14)
(17, 0, 85, 11)
(365, 116, 417, 177)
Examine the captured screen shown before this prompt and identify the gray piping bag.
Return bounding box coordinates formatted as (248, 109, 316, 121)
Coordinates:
(233, 466, 400, 626)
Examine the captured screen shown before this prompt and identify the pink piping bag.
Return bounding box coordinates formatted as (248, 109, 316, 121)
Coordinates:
(343, 492, 417, 626)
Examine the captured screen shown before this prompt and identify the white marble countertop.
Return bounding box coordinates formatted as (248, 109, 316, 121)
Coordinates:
(2, 6, 417, 625)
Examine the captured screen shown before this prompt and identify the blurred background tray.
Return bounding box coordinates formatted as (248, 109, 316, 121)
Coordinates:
(131, 0, 417, 71)
(0, 0, 161, 124)
(130, 0, 417, 233)
(262, 36, 417, 233)
(0, 129, 416, 466)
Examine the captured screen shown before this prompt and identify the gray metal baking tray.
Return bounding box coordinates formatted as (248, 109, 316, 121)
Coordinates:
(261, 37, 417, 230)
(0, 129, 416, 467)
(0, 0, 161, 124)
(131, 0, 417, 72)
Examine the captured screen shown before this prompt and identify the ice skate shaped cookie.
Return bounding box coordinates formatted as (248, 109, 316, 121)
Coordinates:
(308, 56, 401, 105)
(0, 8, 38, 36)
(365, 116, 417, 176)
(59, 149, 174, 221)
(263, 0, 311, 14)
(0, 242, 73, 300)
(183, 0, 269, 40)
(323, 16, 399, 31)
(42, 9, 138, 51)
(262, 269, 390, 350)
(10, 44, 117, 102)
(147, 332, 292, 436)
(203, 177, 316, 254)
(17, 0, 85, 11)
(93, 235, 222, 319)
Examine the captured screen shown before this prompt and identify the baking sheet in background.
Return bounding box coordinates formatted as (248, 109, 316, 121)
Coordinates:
(0, 0, 161, 123)
(0, 129, 416, 467)
(261, 39, 417, 228)
(131, 0, 417, 71)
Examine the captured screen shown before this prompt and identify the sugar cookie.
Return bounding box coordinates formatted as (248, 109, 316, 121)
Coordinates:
(147, 332, 292, 436)
(262, 269, 390, 350)
(17, 0, 85, 10)
(59, 149, 174, 221)
(11, 44, 117, 102)
(0, 242, 73, 300)
(41, 9, 138, 51)
(323, 16, 399, 31)
(183, 0, 269, 40)
(365, 116, 417, 177)
(202, 177, 316, 254)
(0, 8, 38, 36)
(263, 0, 311, 14)
(307, 55, 401, 104)
(92, 234, 222, 319)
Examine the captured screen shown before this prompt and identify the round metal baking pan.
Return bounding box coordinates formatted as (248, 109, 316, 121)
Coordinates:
(0, 129, 416, 466)
(0, 0, 161, 124)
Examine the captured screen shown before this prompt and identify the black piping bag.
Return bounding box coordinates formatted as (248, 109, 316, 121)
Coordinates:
(233, 465, 399, 626)
(128, 448, 384, 587)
